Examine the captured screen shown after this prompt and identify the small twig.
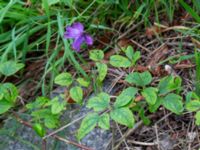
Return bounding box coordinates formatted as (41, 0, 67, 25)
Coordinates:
(114, 114, 155, 150)
(118, 21, 143, 39)
(154, 124, 161, 150)
(13, 113, 92, 150)
(43, 113, 87, 139)
(54, 135, 94, 150)
(42, 139, 46, 150)
(130, 39, 151, 53)
(116, 123, 130, 149)
(127, 140, 158, 146)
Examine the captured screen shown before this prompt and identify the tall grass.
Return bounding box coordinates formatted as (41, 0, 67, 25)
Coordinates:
(1, 0, 195, 95)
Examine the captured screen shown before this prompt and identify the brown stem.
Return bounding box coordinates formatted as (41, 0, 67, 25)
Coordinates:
(13, 112, 93, 150)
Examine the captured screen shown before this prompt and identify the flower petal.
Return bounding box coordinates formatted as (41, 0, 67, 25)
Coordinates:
(84, 34, 93, 45)
(72, 36, 84, 51)
(64, 27, 82, 39)
(71, 22, 84, 32)
(64, 22, 84, 39)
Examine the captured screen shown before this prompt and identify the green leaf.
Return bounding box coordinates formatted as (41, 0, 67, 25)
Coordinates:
(179, 0, 200, 23)
(163, 93, 183, 115)
(158, 75, 182, 95)
(26, 97, 49, 110)
(77, 78, 90, 87)
(114, 87, 138, 108)
(51, 97, 66, 114)
(110, 55, 131, 68)
(186, 91, 199, 103)
(0, 83, 18, 103)
(0, 61, 24, 76)
(70, 86, 83, 103)
(149, 97, 163, 113)
(98, 113, 110, 130)
(110, 107, 134, 128)
(77, 113, 99, 140)
(138, 108, 151, 125)
(142, 87, 158, 105)
(96, 62, 107, 82)
(125, 71, 152, 87)
(125, 46, 134, 60)
(132, 51, 141, 65)
(44, 115, 59, 129)
(33, 123, 46, 137)
(195, 111, 200, 126)
(54, 72, 73, 86)
(186, 100, 200, 112)
(0, 100, 13, 114)
(89, 50, 104, 61)
(87, 92, 110, 111)
(31, 109, 53, 119)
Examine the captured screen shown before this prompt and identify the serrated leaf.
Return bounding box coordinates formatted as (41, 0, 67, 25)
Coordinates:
(0, 100, 13, 114)
(0, 83, 18, 103)
(163, 93, 183, 115)
(87, 92, 110, 111)
(195, 111, 200, 126)
(138, 108, 151, 125)
(33, 123, 46, 137)
(110, 107, 134, 128)
(125, 71, 152, 87)
(96, 62, 107, 82)
(26, 97, 49, 110)
(110, 55, 131, 68)
(77, 78, 90, 87)
(70, 86, 83, 103)
(89, 50, 104, 61)
(142, 87, 158, 105)
(149, 97, 163, 113)
(0, 61, 24, 76)
(51, 97, 66, 114)
(114, 87, 138, 108)
(132, 51, 141, 65)
(54, 72, 73, 86)
(77, 113, 99, 140)
(98, 113, 110, 130)
(125, 46, 134, 60)
(186, 91, 200, 103)
(44, 115, 59, 129)
(186, 100, 200, 112)
(158, 75, 182, 95)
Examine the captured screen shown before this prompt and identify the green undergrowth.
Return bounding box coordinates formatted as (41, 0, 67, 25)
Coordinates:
(1, 0, 200, 148)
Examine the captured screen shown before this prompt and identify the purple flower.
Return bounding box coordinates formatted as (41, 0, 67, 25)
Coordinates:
(64, 22, 93, 52)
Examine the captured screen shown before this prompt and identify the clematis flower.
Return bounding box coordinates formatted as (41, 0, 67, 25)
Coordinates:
(64, 22, 93, 52)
